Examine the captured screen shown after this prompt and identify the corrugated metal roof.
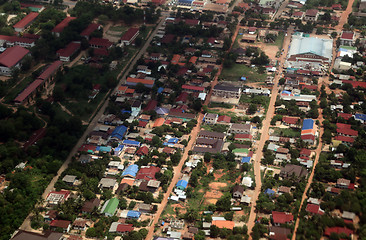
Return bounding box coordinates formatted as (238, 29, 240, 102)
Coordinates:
(288, 34, 332, 60)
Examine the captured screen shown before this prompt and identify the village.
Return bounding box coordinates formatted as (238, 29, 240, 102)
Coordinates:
(0, 0, 365, 239)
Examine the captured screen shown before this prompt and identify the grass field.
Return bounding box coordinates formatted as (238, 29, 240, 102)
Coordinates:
(268, 32, 285, 49)
(273, 127, 301, 138)
(109, 25, 127, 32)
(220, 64, 267, 82)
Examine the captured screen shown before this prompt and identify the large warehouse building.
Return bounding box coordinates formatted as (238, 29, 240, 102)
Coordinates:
(285, 33, 333, 73)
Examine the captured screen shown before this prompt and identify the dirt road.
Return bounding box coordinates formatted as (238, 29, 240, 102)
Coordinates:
(19, 16, 166, 232)
(246, 27, 294, 239)
(335, 0, 354, 31)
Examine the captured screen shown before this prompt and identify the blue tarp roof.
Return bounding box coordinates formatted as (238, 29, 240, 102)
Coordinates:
(355, 113, 366, 121)
(157, 87, 164, 94)
(115, 145, 124, 152)
(240, 77, 246, 81)
(122, 140, 141, 146)
(241, 157, 251, 163)
(176, 180, 188, 189)
(122, 164, 139, 177)
(121, 110, 131, 114)
(264, 188, 275, 196)
(168, 138, 179, 144)
(282, 90, 292, 95)
(127, 210, 141, 219)
(302, 119, 314, 130)
(110, 125, 127, 140)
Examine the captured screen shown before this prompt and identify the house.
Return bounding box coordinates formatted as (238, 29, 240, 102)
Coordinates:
(269, 226, 291, 240)
(89, 38, 113, 49)
(109, 222, 134, 234)
(198, 130, 225, 140)
(122, 164, 139, 178)
(110, 125, 127, 141)
(278, 186, 291, 194)
(204, 113, 218, 124)
(81, 23, 101, 40)
(212, 220, 234, 230)
(234, 134, 252, 142)
(101, 198, 119, 217)
(304, 9, 319, 21)
(336, 178, 350, 188)
(230, 123, 252, 134)
(135, 166, 160, 181)
(44, 210, 57, 223)
(57, 42, 81, 62)
(301, 134, 315, 144)
(340, 31, 355, 46)
(98, 178, 117, 190)
(127, 210, 141, 219)
(52, 17, 76, 37)
(138, 203, 153, 213)
(300, 148, 311, 158)
(217, 115, 231, 123)
(62, 175, 77, 185)
(292, 11, 304, 19)
(342, 211, 356, 222)
(212, 83, 242, 99)
(121, 27, 139, 46)
(46, 190, 70, 206)
(232, 185, 244, 198)
(126, 77, 155, 88)
(13, 12, 39, 33)
(72, 218, 89, 231)
(324, 227, 353, 237)
(280, 164, 308, 180)
(82, 198, 101, 213)
(11, 230, 63, 240)
(282, 116, 299, 127)
(272, 211, 294, 226)
(0, 46, 30, 76)
(265, 188, 275, 197)
(176, 179, 188, 190)
(50, 220, 71, 233)
(306, 203, 324, 215)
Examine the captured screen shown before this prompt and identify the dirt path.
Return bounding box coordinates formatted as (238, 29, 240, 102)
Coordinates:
(335, 0, 354, 31)
(246, 26, 294, 239)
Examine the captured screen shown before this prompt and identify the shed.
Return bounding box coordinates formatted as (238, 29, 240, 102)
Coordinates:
(176, 180, 188, 190)
(127, 210, 141, 219)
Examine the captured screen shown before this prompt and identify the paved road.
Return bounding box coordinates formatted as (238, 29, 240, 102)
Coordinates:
(19, 16, 166, 232)
(246, 26, 294, 239)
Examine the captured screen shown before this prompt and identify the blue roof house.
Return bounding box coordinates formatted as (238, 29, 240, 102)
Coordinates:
(176, 180, 188, 190)
(264, 188, 275, 197)
(122, 140, 141, 147)
(178, 0, 193, 6)
(241, 157, 251, 164)
(127, 210, 141, 219)
(122, 164, 139, 178)
(302, 119, 314, 130)
(355, 113, 366, 123)
(110, 125, 127, 141)
(98, 146, 112, 153)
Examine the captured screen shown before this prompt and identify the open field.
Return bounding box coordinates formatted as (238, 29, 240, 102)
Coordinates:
(220, 64, 267, 82)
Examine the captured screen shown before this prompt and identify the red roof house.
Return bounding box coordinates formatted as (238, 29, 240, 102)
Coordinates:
(135, 166, 160, 181)
(52, 17, 76, 36)
(57, 42, 81, 62)
(306, 203, 324, 215)
(176, 92, 189, 104)
(13, 12, 39, 32)
(272, 211, 294, 225)
(300, 148, 311, 157)
(121, 27, 139, 46)
(81, 23, 101, 40)
(0, 46, 29, 75)
(136, 146, 149, 156)
(182, 84, 205, 92)
(116, 224, 134, 234)
(144, 99, 158, 112)
(324, 227, 353, 237)
(217, 115, 231, 123)
(50, 220, 71, 233)
(334, 135, 355, 144)
(89, 38, 113, 49)
(337, 113, 352, 120)
(234, 134, 252, 141)
(282, 116, 299, 126)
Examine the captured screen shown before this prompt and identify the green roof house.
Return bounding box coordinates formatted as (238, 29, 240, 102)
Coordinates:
(102, 198, 119, 217)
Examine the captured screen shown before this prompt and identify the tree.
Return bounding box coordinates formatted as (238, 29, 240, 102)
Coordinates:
(248, 104, 258, 115)
(86, 227, 97, 237)
(331, 32, 338, 39)
(204, 152, 212, 162)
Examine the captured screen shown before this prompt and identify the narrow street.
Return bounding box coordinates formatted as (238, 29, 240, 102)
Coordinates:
(335, 0, 354, 31)
(246, 27, 293, 238)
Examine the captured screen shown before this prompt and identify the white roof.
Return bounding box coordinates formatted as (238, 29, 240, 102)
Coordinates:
(288, 34, 333, 60)
(242, 177, 253, 187)
(199, 93, 207, 100)
(212, 217, 226, 221)
(241, 195, 251, 204)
